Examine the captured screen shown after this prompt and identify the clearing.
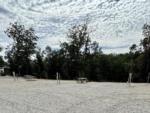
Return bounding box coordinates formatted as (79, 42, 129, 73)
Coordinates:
(0, 76, 150, 113)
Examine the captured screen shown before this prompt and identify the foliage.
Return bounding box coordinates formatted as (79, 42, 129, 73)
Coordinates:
(5, 22, 38, 75)
(2, 21, 150, 82)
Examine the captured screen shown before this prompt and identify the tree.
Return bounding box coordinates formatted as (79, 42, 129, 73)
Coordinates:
(130, 44, 137, 54)
(128, 24, 150, 82)
(0, 47, 4, 67)
(44, 46, 52, 77)
(129, 44, 137, 73)
(91, 41, 102, 55)
(60, 23, 92, 79)
(34, 48, 45, 78)
(139, 24, 150, 80)
(5, 22, 38, 75)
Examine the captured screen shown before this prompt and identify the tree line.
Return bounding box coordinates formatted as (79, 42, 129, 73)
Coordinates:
(0, 22, 150, 82)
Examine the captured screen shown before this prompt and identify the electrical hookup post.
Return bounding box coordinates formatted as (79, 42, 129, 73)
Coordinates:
(56, 72, 60, 85)
(13, 71, 16, 81)
(128, 73, 132, 86)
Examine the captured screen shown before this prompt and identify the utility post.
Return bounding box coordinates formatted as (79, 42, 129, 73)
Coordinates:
(128, 73, 132, 86)
(13, 71, 16, 81)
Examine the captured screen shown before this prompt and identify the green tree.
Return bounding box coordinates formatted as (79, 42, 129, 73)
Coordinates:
(5, 22, 38, 75)
(140, 24, 150, 80)
(60, 23, 91, 79)
(0, 47, 4, 67)
(34, 48, 46, 78)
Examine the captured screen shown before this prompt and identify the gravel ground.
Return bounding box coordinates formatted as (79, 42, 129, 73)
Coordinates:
(0, 76, 150, 113)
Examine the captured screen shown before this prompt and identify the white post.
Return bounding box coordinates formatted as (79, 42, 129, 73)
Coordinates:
(56, 72, 59, 84)
(13, 72, 16, 81)
(128, 73, 132, 86)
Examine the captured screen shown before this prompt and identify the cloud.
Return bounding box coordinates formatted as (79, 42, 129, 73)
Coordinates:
(0, 0, 150, 54)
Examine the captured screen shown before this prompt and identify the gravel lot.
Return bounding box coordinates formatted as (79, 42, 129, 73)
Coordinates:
(0, 76, 150, 113)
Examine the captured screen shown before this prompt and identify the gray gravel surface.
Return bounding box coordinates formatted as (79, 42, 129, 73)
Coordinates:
(0, 76, 150, 113)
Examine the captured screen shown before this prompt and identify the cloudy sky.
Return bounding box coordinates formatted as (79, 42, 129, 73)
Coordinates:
(0, 0, 150, 54)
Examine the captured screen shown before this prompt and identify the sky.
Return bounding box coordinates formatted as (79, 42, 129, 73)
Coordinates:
(0, 0, 150, 55)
